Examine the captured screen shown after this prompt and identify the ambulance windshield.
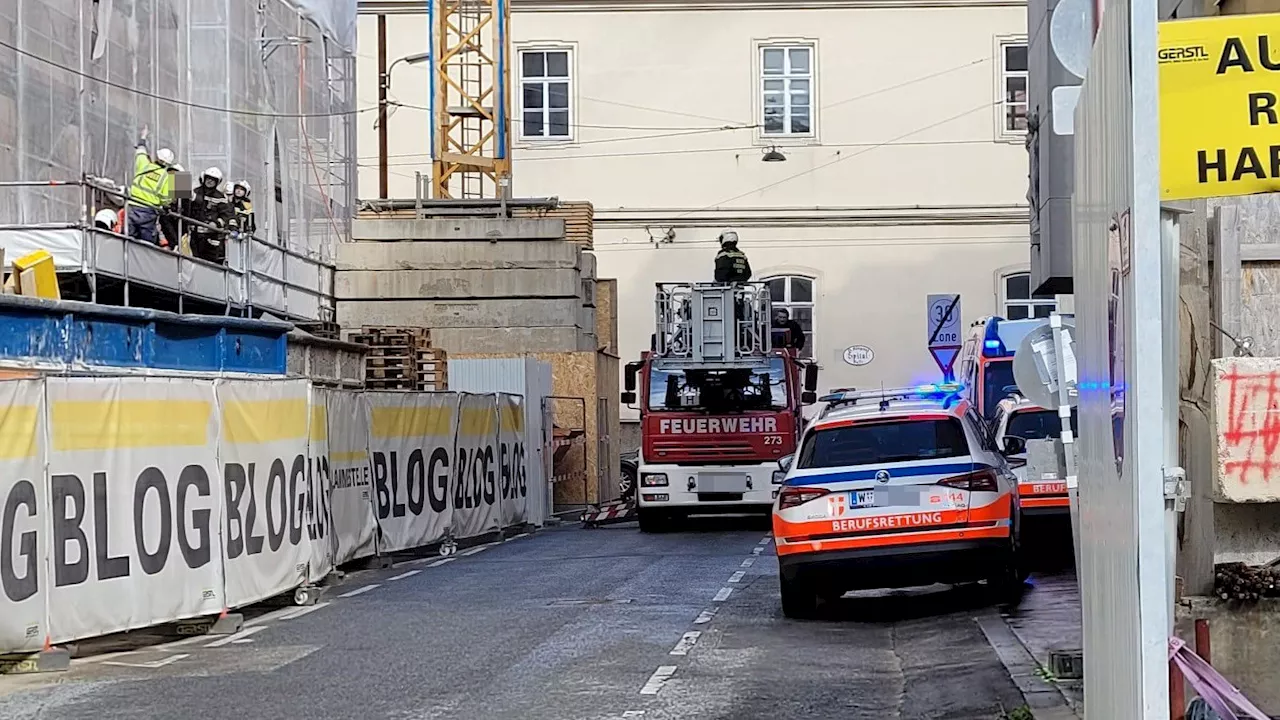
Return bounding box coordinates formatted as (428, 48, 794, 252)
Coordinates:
(982, 360, 1017, 417)
(796, 418, 968, 469)
(649, 357, 788, 413)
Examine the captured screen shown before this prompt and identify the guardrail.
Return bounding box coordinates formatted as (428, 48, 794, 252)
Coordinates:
(0, 179, 335, 322)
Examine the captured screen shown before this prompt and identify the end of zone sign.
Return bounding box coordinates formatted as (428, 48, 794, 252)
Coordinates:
(926, 294, 961, 380)
(1160, 13, 1280, 200)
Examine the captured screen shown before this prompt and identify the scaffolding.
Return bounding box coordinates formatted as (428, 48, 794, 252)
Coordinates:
(0, 0, 355, 321)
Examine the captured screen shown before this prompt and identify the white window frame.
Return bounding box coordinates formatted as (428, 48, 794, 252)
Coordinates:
(756, 41, 817, 141)
(516, 45, 575, 143)
(763, 274, 817, 360)
(995, 36, 1028, 142)
(997, 269, 1056, 320)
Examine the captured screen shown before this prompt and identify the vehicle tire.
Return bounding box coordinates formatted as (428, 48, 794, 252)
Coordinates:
(619, 468, 636, 501)
(990, 538, 1028, 607)
(638, 509, 668, 534)
(779, 574, 819, 620)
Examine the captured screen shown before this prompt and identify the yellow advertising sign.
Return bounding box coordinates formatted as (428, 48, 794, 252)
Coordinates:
(1159, 14, 1280, 200)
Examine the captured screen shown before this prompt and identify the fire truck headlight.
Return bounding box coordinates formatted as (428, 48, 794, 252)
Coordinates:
(771, 470, 787, 484)
(640, 473, 669, 487)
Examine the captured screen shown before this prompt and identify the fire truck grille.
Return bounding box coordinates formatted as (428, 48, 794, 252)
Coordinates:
(651, 440, 758, 462)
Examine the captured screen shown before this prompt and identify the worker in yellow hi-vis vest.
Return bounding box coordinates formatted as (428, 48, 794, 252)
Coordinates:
(127, 125, 176, 247)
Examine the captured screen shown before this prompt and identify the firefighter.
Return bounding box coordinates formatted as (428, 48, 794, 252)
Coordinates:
(93, 208, 119, 232)
(230, 181, 256, 237)
(714, 230, 752, 283)
(126, 126, 176, 246)
(183, 167, 233, 264)
(772, 307, 807, 351)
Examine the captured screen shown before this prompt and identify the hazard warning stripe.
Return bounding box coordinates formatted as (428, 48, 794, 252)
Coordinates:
(1021, 496, 1069, 509)
(774, 524, 1009, 556)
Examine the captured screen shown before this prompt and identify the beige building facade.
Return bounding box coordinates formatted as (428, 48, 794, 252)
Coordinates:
(356, 0, 1042, 423)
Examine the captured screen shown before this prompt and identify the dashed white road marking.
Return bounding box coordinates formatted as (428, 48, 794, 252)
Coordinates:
(741, 557, 755, 567)
(244, 605, 304, 627)
(728, 571, 745, 583)
(389, 569, 422, 581)
(506, 533, 530, 542)
(759, 535, 772, 545)
(279, 602, 331, 621)
(713, 587, 733, 602)
(102, 653, 189, 669)
(205, 626, 266, 648)
(751, 547, 764, 556)
(669, 631, 701, 656)
(428, 557, 456, 568)
(230, 639, 255, 645)
(693, 608, 718, 624)
(639, 666, 678, 695)
(338, 583, 380, 599)
(459, 544, 494, 557)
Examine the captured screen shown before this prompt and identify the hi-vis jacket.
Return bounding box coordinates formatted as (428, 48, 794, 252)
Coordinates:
(129, 144, 174, 209)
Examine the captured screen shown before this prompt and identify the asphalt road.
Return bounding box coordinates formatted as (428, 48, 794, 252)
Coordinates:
(0, 518, 1032, 720)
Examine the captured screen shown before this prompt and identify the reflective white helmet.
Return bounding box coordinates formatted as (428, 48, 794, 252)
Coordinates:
(232, 180, 251, 196)
(201, 167, 223, 182)
(718, 229, 740, 247)
(156, 148, 176, 166)
(94, 208, 117, 228)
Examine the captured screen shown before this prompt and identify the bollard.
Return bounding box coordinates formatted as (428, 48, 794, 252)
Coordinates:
(1193, 618, 1211, 663)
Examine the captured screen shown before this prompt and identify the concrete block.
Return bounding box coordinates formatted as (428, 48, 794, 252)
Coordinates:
(337, 239, 580, 271)
(581, 251, 597, 280)
(1211, 357, 1280, 502)
(0, 647, 71, 674)
(1176, 597, 1280, 715)
(338, 297, 586, 330)
(351, 217, 564, 242)
(428, 326, 585, 354)
(335, 268, 582, 300)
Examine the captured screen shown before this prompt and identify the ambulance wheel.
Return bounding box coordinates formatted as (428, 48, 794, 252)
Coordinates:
(990, 538, 1028, 607)
(638, 509, 669, 534)
(779, 574, 819, 620)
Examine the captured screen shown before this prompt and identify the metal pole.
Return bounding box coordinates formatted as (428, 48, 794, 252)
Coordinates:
(377, 15, 389, 200)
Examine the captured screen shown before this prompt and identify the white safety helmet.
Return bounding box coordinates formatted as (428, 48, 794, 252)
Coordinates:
(718, 229, 740, 247)
(156, 148, 176, 166)
(200, 167, 224, 186)
(232, 180, 251, 197)
(94, 208, 117, 228)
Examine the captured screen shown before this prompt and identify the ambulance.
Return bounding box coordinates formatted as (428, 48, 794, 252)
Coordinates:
(990, 395, 1077, 519)
(771, 383, 1027, 619)
(955, 316, 1050, 421)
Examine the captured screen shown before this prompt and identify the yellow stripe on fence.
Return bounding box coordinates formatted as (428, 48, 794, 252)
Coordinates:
(221, 399, 309, 445)
(310, 405, 328, 442)
(331, 450, 368, 463)
(52, 400, 211, 451)
(371, 405, 454, 439)
(460, 406, 495, 436)
(0, 405, 39, 459)
(499, 403, 525, 433)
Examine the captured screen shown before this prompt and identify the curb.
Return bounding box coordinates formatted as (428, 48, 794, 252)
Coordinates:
(975, 615, 1082, 719)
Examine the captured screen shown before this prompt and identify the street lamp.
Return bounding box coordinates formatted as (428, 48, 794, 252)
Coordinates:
(377, 50, 432, 199)
(762, 145, 787, 162)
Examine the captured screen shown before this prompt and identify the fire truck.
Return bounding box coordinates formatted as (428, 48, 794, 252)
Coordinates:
(621, 282, 819, 532)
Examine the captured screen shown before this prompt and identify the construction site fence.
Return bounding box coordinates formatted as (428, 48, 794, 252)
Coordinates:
(0, 377, 535, 655)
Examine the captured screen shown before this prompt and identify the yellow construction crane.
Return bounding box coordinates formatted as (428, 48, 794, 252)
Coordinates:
(429, 0, 512, 200)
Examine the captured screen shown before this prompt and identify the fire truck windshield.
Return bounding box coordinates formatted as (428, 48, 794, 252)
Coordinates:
(982, 360, 1017, 417)
(648, 357, 788, 413)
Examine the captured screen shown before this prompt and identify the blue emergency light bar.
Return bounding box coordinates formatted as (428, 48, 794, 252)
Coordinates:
(819, 382, 965, 405)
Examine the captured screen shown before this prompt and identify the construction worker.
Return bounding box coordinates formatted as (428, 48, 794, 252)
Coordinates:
(93, 208, 119, 232)
(230, 181, 256, 237)
(127, 126, 176, 246)
(772, 307, 807, 351)
(183, 167, 233, 264)
(714, 230, 752, 283)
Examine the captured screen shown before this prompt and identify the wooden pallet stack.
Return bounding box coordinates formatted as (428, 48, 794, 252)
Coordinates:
(348, 325, 449, 391)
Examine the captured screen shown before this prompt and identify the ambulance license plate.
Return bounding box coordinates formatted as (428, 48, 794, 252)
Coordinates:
(851, 490, 876, 508)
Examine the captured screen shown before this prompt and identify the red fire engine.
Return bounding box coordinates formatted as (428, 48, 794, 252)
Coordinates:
(621, 282, 818, 532)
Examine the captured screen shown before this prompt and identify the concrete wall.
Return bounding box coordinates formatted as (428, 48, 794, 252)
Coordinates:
(1175, 598, 1280, 715)
(336, 217, 598, 354)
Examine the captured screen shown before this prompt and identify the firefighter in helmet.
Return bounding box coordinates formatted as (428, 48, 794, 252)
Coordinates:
(714, 229, 752, 283)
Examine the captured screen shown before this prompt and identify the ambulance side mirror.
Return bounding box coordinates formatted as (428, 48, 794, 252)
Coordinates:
(1001, 436, 1026, 457)
(777, 454, 794, 473)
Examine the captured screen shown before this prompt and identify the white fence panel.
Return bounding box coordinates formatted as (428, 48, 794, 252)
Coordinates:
(326, 390, 378, 564)
(218, 379, 314, 608)
(367, 392, 455, 552)
(45, 377, 225, 644)
(453, 394, 502, 539)
(0, 381, 48, 653)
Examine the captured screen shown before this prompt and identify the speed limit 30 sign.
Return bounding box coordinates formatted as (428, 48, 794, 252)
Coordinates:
(926, 294, 961, 379)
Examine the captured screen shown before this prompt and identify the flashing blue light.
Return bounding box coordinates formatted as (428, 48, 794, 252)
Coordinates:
(914, 382, 964, 395)
(984, 339, 1002, 350)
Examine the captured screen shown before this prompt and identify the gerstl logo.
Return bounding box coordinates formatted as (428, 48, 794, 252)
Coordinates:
(1158, 45, 1209, 63)
(875, 470, 891, 484)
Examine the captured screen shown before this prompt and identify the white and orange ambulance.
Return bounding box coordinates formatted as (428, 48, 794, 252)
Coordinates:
(991, 395, 1076, 521)
(770, 383, 1027, 618)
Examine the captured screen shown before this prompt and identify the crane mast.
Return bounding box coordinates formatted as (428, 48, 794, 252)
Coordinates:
(430, 0, 512, 199)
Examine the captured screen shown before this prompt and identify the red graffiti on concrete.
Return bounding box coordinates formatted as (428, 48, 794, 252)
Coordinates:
(1221, 367, 1280, 484)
